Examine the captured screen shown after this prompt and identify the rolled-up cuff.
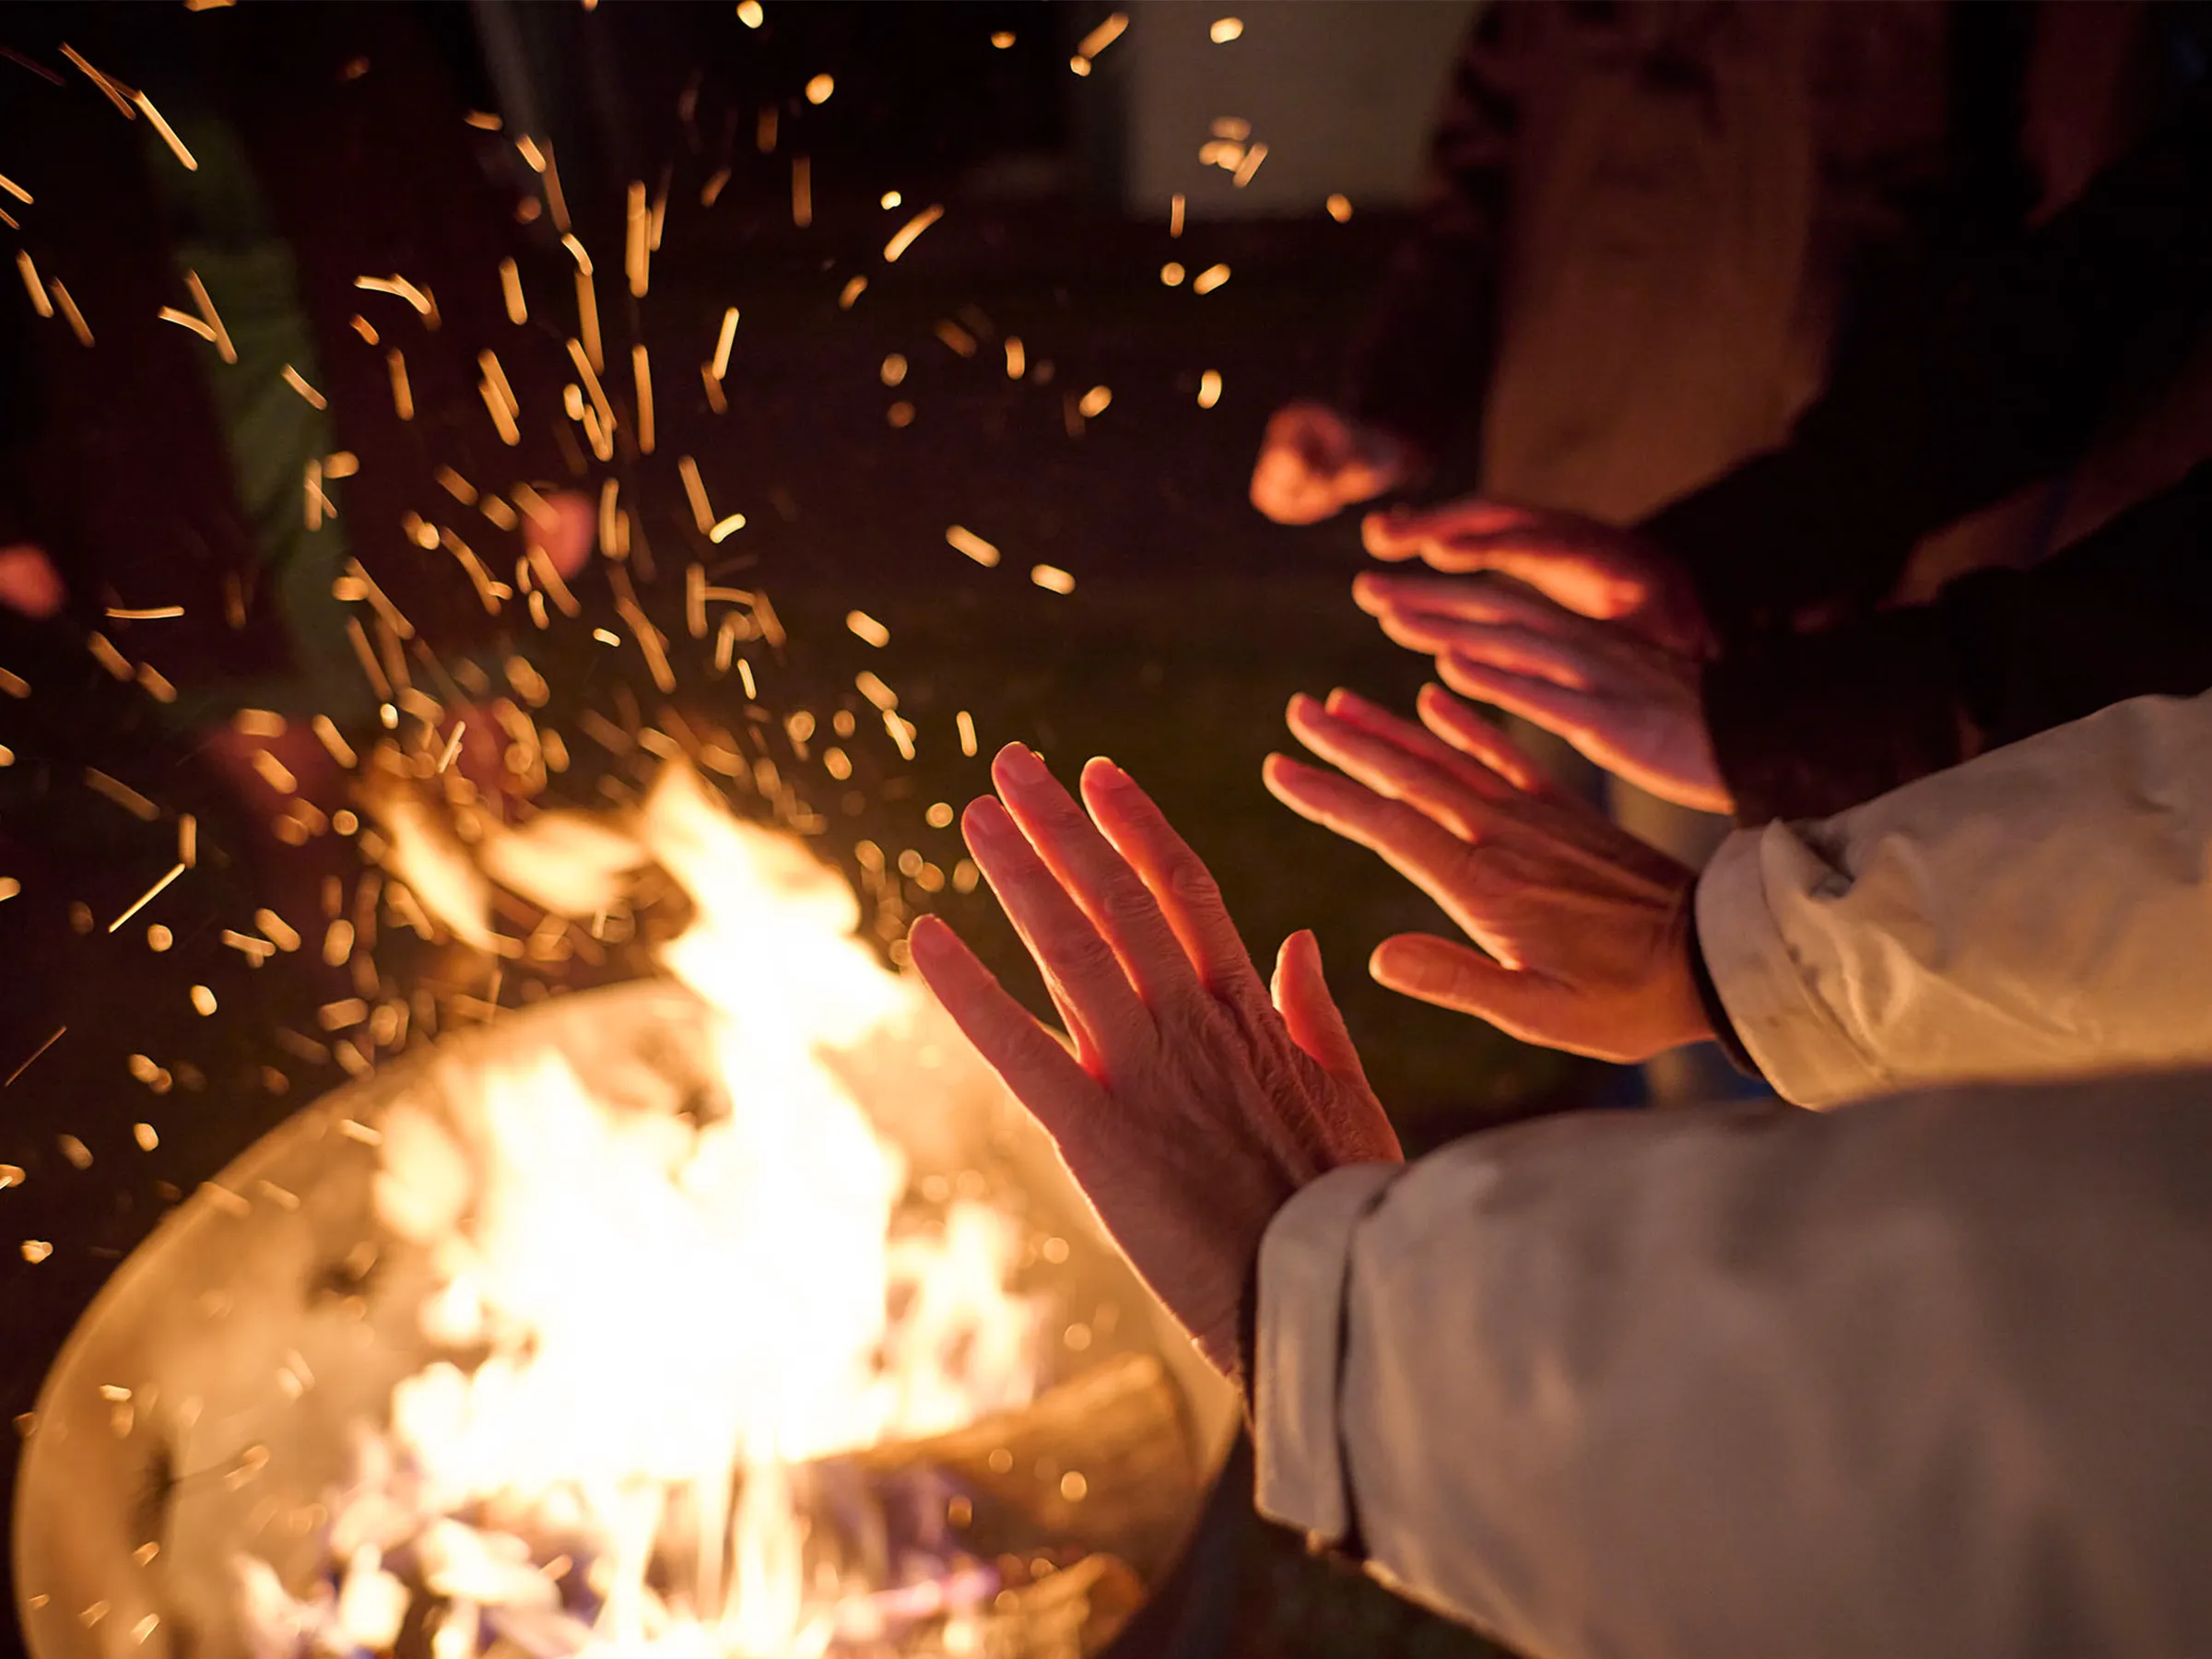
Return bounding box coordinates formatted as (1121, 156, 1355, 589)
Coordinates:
(1694, 832, 1887, 1109)
(1253, 1162, 1401, 1550)
(1687, 923, 1767, 1085)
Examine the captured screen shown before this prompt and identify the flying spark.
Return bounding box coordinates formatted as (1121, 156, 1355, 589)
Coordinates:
(1078, 11, 1129, 57)
(58, 43, 135, 118)
(185, 270, 235, 361)
(712, 306, 739, 379)
(499, 257, 526, 323)
(386, 350, 413, 419)
(50, 282, 92, 347)
(883, 206, 943, 263)
(632, 343, 655, 453)
(15, 253, 51, 318)
(945, 525, 1000, 567)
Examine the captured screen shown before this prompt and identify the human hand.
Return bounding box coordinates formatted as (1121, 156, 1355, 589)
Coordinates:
(1262, 686, 1713, 1063)
(1363, 499, 1713, 657)
(524, 489, 596, 581)
(1355, 571, 1735, 815)
(908, 743, 1401, 1377)
(1249, 401, 1417, 525)
(0, 543, 65, 618)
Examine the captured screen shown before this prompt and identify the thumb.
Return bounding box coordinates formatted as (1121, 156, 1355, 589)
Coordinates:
(1371, 934, 1579, 1047)
(1272, 930, 1371, 1089)
(1360, 507, 1431, 561)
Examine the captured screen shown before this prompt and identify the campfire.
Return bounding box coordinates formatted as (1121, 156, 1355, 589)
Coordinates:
(14, 765, 1235, 1659)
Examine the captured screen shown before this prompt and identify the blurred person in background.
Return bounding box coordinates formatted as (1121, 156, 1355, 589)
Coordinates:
(912, 689, 2212, 1658)
(1249, 3, 2210, 1095)
(1329, 3, 2212, 829)
(0, 5, 593, 968)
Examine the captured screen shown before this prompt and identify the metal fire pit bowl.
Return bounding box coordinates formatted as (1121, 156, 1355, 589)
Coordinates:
(14, 980, 1239, 1658)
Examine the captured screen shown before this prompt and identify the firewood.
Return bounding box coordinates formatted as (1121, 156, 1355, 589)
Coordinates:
(846, 1352, 1199, 1573)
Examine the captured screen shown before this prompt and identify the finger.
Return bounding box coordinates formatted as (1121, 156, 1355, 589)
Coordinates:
(1270, 930, 1371, 1093)
(1414, 683, 1558, 796)
(1079, 759, 1263, 1001)
(1312, 688, 1525, 804)
(1377, 613, 1594, 688)
(1263, 753, 1525, 968)
(1369, 934, 1579, 1047)
(1352, 571, 1577, 629)
(991, 744, 1199, 1012)
(1360, 500, 1539, 560)
(1376, 531, 1625, 619)
(909, 916, 1107, 1146)
(1273, 931, 1402, 1168)
(962, 795, 1155, 1065)
(1286, 693, 1503, 838)
(1437, 653, 1612, 748)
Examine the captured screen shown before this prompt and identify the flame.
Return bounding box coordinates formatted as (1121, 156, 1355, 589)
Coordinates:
(256, 763, 1044, 1656)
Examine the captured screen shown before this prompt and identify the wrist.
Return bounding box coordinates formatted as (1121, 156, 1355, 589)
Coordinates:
(1682, 895, 1766, 1083)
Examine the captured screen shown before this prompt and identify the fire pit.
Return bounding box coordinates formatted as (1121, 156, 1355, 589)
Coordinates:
(13, 769, 1238, 1659)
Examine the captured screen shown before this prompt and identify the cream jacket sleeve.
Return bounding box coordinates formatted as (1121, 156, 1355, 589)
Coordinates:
(1254, 1070, 2212, 1659)
(1695, 690, 2212, 1108)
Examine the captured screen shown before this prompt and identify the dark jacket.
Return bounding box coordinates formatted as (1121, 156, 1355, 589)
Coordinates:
(1646, 73, 2212, 818)
(1347, 0, 2212, 823)
(0, 4, 576, 718)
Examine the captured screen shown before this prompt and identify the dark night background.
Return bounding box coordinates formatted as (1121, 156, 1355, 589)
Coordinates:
(0, 5, 1541, 1656)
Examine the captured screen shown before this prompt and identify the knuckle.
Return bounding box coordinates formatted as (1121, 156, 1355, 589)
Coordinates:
(1165, 852, 1223, 909)
(1047, 924, 1120, 984)
(1096, 877, 1163, 934)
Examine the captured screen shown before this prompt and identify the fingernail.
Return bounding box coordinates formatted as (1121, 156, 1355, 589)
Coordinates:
(994, 742, 1049, 782)
(1082, 755, 1130, 789)
(963, 796, 1015, 842)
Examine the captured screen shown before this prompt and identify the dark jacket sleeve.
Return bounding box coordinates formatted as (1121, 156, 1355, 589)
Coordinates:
(1703, 459, 2212, 822)
(1337, 9, 1518, 462)
(1641, 88, 2212, 642)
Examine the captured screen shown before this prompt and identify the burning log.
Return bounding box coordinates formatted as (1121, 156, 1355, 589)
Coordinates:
(848, 1352, 1198, 1574)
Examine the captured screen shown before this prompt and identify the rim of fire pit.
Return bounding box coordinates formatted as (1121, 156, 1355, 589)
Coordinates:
(13, 978, 1240, 1659)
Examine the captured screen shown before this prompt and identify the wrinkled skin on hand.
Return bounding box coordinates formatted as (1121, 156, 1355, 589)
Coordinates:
(1249, 401, 1418, 526)
(1264, 685, 1715, 1064)
(1356, 570, 1735, 814)
(910, 744, 1401, 1377)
